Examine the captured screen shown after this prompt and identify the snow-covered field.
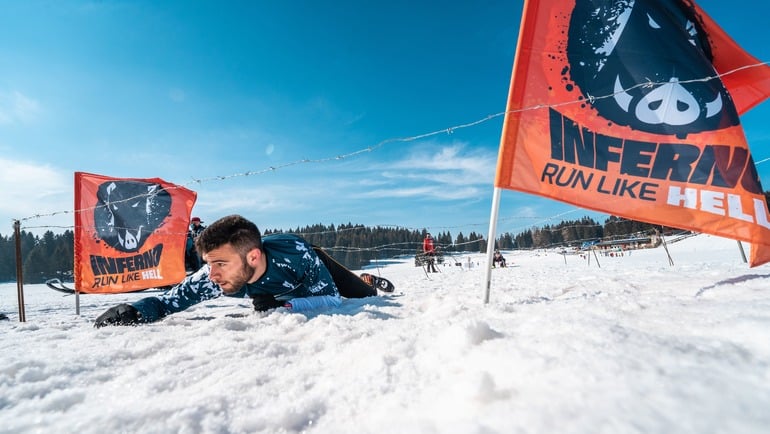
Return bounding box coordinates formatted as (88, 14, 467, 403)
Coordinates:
(1, 234, 769, 434)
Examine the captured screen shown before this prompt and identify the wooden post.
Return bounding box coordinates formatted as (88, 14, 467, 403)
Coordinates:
(14, 220, 26, 322)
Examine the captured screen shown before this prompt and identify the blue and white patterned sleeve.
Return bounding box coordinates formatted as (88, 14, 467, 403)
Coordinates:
(296, 240, 338, 297)
(131, 266, 223, 323)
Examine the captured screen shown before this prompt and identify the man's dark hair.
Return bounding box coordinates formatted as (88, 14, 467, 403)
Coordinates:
(195, 214, 262, 257)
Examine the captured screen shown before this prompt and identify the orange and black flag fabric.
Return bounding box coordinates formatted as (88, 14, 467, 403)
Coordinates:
(74, 172, 197, 293)
(496, 0, 770, 266)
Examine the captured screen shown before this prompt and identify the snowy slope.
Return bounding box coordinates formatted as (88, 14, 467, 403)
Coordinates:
(1, 234, 769, 434)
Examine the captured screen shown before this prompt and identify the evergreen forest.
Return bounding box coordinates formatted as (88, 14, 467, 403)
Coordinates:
(0, 215, 677, 284)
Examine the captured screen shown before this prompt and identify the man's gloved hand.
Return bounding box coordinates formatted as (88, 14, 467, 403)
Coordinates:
(251, 294, 285, 312)
(94, 303, 140, 328)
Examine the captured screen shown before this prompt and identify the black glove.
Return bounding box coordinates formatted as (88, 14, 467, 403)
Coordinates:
(251, 294, 285, 312)
(94, 303, 140, 328)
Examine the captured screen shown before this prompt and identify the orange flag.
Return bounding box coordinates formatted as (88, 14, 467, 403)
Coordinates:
(74, 172, 197, 293)
(496, 0, 770, 266)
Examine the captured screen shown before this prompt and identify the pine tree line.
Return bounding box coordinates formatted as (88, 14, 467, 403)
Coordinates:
(0, 230, 74, 284)
(495, 216, 675, 250)
(6, 192, 770, 284)
(265, 223, 486, 270)
(0, 217, 711, 284)
(0, 225, 488, 284)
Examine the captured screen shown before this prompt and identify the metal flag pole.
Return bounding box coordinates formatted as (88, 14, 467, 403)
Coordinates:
(483, 187, 502, 304)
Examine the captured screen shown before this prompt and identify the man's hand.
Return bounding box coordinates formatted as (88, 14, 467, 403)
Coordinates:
(251, 294, 285, 312)
(94, 303, 140, 328)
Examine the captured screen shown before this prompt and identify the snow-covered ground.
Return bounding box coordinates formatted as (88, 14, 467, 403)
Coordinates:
(1, 234, 769, 434)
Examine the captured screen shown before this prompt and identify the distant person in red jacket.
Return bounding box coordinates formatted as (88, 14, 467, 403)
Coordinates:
(423, 233, 438, 273)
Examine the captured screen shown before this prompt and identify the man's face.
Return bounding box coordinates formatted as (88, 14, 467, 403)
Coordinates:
(203, 243, 261, 294)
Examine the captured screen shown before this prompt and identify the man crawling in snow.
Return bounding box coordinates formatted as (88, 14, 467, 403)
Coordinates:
(95, 214, 394, 327)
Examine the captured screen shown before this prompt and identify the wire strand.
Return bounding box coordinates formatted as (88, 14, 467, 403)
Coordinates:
(13, 61, 770, 235)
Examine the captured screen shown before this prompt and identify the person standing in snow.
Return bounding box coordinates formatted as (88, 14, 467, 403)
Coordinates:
(95, 214, 394, 327)
(185, 216, 206, 271)
(422, 233, 438, 273)
(189, 216, 206, 238)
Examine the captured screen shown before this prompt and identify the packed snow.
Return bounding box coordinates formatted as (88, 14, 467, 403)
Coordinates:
(1, 234, 769, 434)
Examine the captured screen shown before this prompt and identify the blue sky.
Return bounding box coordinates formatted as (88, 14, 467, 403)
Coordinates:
(1, 0, 769, 240)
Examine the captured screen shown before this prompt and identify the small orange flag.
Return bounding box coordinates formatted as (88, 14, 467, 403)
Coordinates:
(74, 172, 197, 293)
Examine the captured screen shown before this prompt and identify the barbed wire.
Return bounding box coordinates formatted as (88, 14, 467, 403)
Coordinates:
(17, 211, 660, 243)
(321, 227, 684, 258)
(15, 218, 682, 265)
(13, 61, 770, 241)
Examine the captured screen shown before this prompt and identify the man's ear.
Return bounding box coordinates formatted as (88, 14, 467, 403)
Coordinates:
(246, 248, 262, 266)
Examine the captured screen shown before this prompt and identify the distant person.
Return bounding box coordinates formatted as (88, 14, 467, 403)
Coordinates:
(95, 214, 394, 327)
(492, 249, 507, 268)
(190, 216, 206, 238)
(185, 217, 206, 271)
(422, 233, 438, 273)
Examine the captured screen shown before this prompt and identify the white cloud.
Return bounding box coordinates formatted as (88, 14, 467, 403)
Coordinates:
(356, 185, 482, 200)
(0, 91, 41, 125)
(193, 183, 319, 217)
(356, 186, 434, 199)
(380, 170, 482, 187)
(391, 143, 494, 179)
(350, 142, 496, 201)
(0, 159, 72, 235)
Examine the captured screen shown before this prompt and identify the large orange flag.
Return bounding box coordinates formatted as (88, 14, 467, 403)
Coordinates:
(496, 0, 770, 266)
(74, 172, 197, 293)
